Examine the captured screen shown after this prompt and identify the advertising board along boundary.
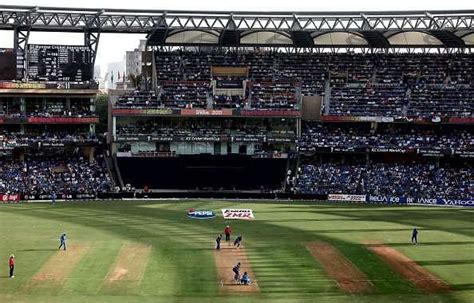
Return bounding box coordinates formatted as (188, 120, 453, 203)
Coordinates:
(221, 209, 255, 220)
(1, 194, 21, 203)
(328, 194, 366, 202)
(329, 193, 473, 208)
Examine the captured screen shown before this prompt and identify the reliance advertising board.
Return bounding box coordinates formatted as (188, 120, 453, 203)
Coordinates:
(367, 196, 409, 204)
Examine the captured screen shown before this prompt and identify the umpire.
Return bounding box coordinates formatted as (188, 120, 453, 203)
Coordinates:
(224, 225, 232, 242)
(9, 254, 15, 278)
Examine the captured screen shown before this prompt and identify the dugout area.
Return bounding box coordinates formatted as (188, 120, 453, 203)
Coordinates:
(117, 154, 288, 190)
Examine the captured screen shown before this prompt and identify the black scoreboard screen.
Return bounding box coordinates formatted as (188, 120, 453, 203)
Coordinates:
(27, 44, 93, 82)
(0, 48, 17, 80)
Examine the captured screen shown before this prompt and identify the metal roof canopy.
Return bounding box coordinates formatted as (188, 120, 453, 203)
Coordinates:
(0, 5, 472, 48)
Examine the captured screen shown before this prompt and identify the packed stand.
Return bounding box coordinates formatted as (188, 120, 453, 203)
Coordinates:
(116, 50, 474, 118)
(330, 53, 473, 118)
(115, 91, 160, 108)
(329, 85, 407, 117)
(26, 103, 93, 117)
(0, 154, 112, 196)
(161, 81, 210, 108)
(1, 99, 94, 117)
(299, 123, 473, 151)
(154, 51, 318, 110)
(213, 94, 247, 108)
(294, 162, 473, 198)
(408, 86, 473, 118)
(250, 82, 298, 109)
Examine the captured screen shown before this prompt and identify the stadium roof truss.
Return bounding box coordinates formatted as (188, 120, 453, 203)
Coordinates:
(1, 6, 473, 54)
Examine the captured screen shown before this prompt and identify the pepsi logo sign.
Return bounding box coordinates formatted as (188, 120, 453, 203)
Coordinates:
(187, 208, 216, 219)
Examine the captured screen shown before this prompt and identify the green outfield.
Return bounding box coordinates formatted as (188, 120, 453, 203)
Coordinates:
(0, 200, 472, 303)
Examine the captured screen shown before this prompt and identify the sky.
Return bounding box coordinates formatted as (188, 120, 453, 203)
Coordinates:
(0, 0, 472, 77)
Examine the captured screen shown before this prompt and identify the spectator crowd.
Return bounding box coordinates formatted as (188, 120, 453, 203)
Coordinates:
(111, 50, 474, 118)
(0, 154, 112, 196)
(299, 123, 473, 151)
(294, 162, 473, 198)
(1, 98, 94, 118)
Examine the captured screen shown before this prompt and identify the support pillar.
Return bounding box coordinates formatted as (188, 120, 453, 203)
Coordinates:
(20, 97, 26, 114)
(14, 27, 31, 80)
(84, 30, 100, 78)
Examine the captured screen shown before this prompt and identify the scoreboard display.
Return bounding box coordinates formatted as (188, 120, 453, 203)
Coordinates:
(0, 48, 17, 80)
(27, 44, 93, 82)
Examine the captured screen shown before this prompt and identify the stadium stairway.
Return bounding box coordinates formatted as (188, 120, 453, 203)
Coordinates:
(106, 155, 124, 189)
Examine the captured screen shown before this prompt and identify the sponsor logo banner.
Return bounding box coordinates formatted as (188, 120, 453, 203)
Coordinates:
(0, 194, 21, 203)
(39, 142, 66, 147)
(408, 198, 474, 207)
(0, 82, 46, 89)
(367, 196, 408, 204)
(0, 81, 97, 90)
(216, 79, 242, 88)
(21, 193, 95, 201)
(75, 193, 96, 199)
(449, 117, 474, 124)
(416, 148, 450, 157)
(320, 115, 394, 123)
(240, 109, 300, 117)
(453, 150, 474, 158)
(112, 108, 173, 116)
(187, 209, 216, 219)
(371, 147, 407, 153)
(27, 117, 99, 124)
(181, 109, 233, 116)
(221, 209, 255, 220)
(437, 198, 474, 207)
(328, 194, 366, 202)
(409, 197, 438, 205)
(232, 136, 262, 143)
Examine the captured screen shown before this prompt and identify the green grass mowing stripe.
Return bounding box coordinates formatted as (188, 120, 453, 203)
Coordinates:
(248, 243, 337, 299)
(138, 247, 180, 297)
(99, 243, 152, 296)
(21, 245, 91, 296)
(139, 243, 219, 298)
(396, 242, 474, 287)
(0, 209, 73, 295)
(1, 200, 473, 303)
(160, 244, 219, 298)
(0, 247, 58, 295)
(60, 241, 122, 295)
(334, 241, 419, 294)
